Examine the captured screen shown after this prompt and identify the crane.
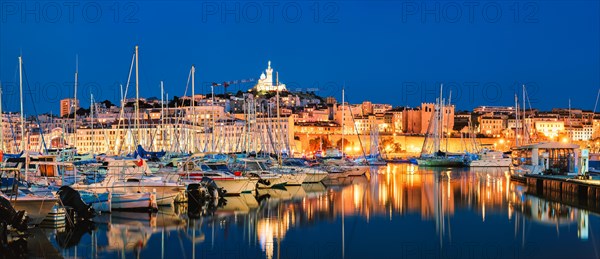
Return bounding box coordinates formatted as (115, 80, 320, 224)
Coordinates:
(211, 78, 256, 95)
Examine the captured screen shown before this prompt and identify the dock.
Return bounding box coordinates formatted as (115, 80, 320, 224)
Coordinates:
(523, 174, 600, 212)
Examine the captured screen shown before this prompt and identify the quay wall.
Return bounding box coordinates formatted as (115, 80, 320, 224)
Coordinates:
(526, 176, 600, 213)
(293, 135, 501, 156)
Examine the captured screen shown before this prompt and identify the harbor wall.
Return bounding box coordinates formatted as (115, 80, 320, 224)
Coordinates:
(293, 134, 501, 156)
(526, 176, 600, 213)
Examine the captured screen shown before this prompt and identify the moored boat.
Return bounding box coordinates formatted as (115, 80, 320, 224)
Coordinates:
(111, 192, 157, 211)
(1, 191, 59, 225)
(71, 159, 185, 206)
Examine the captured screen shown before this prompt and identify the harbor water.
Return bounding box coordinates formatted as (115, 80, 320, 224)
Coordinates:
(15, 164, 600, 259)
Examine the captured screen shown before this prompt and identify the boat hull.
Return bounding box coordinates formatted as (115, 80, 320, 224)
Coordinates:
(72, 184, 184, 206)
(80, 191, 112, 212)
(257, 176, 287, 189)
(11, 198, 58, 225)
(416, 158, 467, 167)
(304, 173, 328, 183)
(214, 178, 258, 195)
(469, 158, 512, 167)
(344, 166, 369, 176)
(111, 192, 157, 211)
(280, 173, 307, 186)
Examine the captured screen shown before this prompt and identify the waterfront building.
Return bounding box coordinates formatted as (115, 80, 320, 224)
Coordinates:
(295, 121, 341, 135)
(478, 115, 507, 137)
(60, 98, 79, 117)
(325, 96, 337, 105)
(362, 101, 373, 115)
(373, 104, 393, 115)
(473, 105, 515, 115)
(416, 103, 454, 135)
(294, 107, 330, 123)
(333, 103, 362, 134)
(402, 107, 422, 134)
(534, 120, 565, 140)
(566, 124, 593, 141)
(382, 109, 403, 134)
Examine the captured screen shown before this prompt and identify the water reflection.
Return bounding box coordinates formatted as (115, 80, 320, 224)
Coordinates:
(33, 164, 600, 259)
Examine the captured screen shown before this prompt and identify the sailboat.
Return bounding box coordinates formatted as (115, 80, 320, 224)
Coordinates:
(417, 85, 467, 167)
(70, 158, 184, 207)
(0, 56, 60, 225)
(177, 154, 258, 194)
(320, 86, 370, 176)
(354, 122, 387, 166)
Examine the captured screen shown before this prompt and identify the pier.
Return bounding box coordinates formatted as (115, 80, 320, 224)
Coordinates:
(524, 174, 600, 212)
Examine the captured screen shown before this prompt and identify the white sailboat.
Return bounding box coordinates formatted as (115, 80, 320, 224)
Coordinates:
(469, 148, 511, 167)
(178, 156, 258, 195)
(417, 85, 467, 167)
(233, 158, 287, 188)
(71, 158, 184, 207)
(277, 158, 328, 183)
(0, 56, 60, 225)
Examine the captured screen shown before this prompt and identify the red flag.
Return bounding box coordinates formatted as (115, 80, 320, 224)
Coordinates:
(136, 157, 144, 167)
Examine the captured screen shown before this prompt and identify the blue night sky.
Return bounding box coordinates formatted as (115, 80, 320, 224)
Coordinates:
(0, 1, 598, 115)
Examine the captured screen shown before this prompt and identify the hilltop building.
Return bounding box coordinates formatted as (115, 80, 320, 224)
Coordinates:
(253, 61, 287, 92)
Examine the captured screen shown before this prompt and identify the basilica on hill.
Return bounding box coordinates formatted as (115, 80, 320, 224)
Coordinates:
(253, 61, 288, 92)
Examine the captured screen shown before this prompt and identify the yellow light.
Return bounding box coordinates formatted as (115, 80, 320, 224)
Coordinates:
(562, 137, 569, 143)
(499, 139, 505, 144)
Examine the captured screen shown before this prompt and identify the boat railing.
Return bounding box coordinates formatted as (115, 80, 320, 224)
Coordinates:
(0, 162, 23, 172)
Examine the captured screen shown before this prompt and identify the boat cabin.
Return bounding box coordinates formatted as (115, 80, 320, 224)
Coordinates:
(511, 142, 579, 175)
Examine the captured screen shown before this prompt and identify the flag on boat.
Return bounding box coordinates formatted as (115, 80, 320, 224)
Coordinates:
(135, 156, 144, 167)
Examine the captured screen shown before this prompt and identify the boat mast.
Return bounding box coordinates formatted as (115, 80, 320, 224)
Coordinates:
(446, 90, 452, 153)
(161, 81, 165, 151)
(135, 45, 140, 147)
(522, 85, 527, 144)
(276, 71, 282, 163)
(433, 84, 442, 154)
(73, 56, 78, 149)
(569, 98, 572, 143)
(515, 93, 519, 147)
(19, 56, 25, 152)
(341, 85, 345, 158)
(211, 74, 216, 152)
(191, 65, 195, 152)
(91, 93, 94, 154)
(0, 81, 3, 151)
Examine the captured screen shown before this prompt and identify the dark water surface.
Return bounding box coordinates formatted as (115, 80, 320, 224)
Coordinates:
(24, 164, 600, 258)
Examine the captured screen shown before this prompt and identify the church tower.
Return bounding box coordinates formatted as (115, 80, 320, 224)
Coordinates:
(254, 61, 287, 92)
